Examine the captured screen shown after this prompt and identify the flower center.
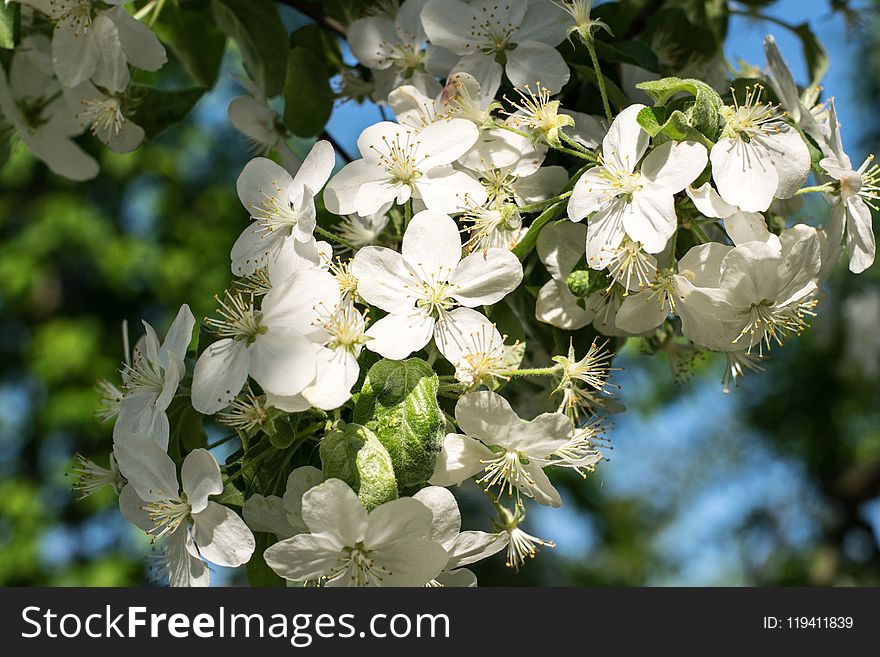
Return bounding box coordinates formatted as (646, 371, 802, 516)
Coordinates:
(734, 298, 816, 355)
(331, 543, 391, 586)
(370, 132, 424, 186)
(321, 303, 369, 354)
(478, 450, 535, 502)
(606, 238, 655, 291)
(81, 96, 125, 138)
(414, 272, 458, 318)
(143, 496, 191, 543)
(721, 85, 781, 142)
(855, 157, 880, 209)
(205, 292, 266, 343)
(122, 351, 165, 395)
(247, 181, 300, 234)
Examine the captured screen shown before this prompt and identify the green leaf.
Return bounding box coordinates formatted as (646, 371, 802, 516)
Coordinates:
(214, 475, 246, 508)
(153, 3, 226, 89)
(283, 47, 334, 138)
(211, 0, 289, 97)
(320, 423, 398, 510)
(593, 39, 660, 73)
(269, 414, 299, 450)
(636, 106, 713, 148)
(574, 65, 630, 109)
(353, 358, 445, 489)
(0, 3, 19, 50)
(790, 22, 828, 88)
(290, 24, 343, 70)
(636, 76, 722, 140)
(131, 86, 204, 139)
(246, 532, 285, 587)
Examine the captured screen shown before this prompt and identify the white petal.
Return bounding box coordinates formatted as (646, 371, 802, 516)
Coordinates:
(351, 246, 418, 312)
(301, 479, 367, 546)
(420, 0, 480, 54)
(450, 249, 523, 306)
(521, 461, 562, 507)
(291, 140, 336, 199)
(192, 501, 256, 567)
(641, 140, 708, 193)
(118, 484, 152, 531)
(367, 538, 449, 586)
(602, 104, 648, 173)
(227, 95, 274, 145)
(586, 198, 627, 268)
(567, 166, 619, 220)
(415, 167, 488, 213)
(52, 17, 99, 87)
(428, 433, 494, 486)
(105, 6, 166, 71)
(89, 15, 129, 93)
(323, 160, 384, 216)
(724, 211, 779, 249)
(402, 210, 462, 278)
(513, 165, 569, 205)
(537, 219, 587, 279)
(113, 434, 179, 503)
(412, 486, 462, 549)
(505, 40, 570, 94)
(365, 311, 435, 359)
(447, 530, 508, 569)
(450, 52, 503, 100)
(364, 498, 433, 549)
(615, 289, 669, 334)
(191, 338, 250, 414)
(249, 328, 317, 397)
(181, 449, 223, 514)
(347, 15, 398, 69)
(242, 494, 296, 539)
(454, 390, 520, 447)
(510, 412, 571, 456)
(262, 268, 340, 336)
(282, 466, 324, 532)
(710, 136, 778, 213)
(536, 280, 594, 330)
(165, 527, 210, 587)
(263, 533, 343, 581)
(301, 348, 359, 410)
(762, 127, 811, 198)
(623, 190, 676, 253)
(845, 197, 876, 273)
(417, 118, 480, 166)
(686, 182, 737, 218)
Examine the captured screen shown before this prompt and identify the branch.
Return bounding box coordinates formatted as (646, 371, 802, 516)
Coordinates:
(321, 130, 353, 163)
(277, 0, 347, 38)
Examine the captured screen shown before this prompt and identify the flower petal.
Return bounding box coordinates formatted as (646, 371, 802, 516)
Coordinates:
(192, 501, 256, 568)
(181, 449, 223, 514)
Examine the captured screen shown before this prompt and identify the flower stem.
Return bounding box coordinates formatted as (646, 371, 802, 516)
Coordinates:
(585, 38, 613, 123)
(795, 184, 835, 196)
(206, 434, 238, 450)
(498, 365, 563, 378)
(518, 191, 573, 214)
(314, 225, 356, 251)
(404, 199, 413, 228)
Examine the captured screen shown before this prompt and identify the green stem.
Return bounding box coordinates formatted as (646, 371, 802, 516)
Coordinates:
(314, 225, 356, 250)
(404, 199, 413, 228)
(558, 145, 596, 161)
(585, 38, 613, 123)
(518, 191, 573, 214)
(795, 184, 835, 196)
(498, 365, 563, 378)
(206, 434, 238, 450)
(512, 201, 566, 261)
(560, 132, 596, 160)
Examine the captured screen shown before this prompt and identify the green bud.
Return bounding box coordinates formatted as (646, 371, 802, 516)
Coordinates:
(320, 423, 398, 511)
(566, 269, 592, 298)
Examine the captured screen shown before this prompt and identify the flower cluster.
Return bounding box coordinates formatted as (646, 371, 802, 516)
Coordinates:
(0, 1, 167, 178)
(67, 1, 874, 586)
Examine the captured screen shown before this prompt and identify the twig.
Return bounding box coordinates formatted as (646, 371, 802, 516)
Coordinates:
(320, 130, 354, 163)
(276, 0, 347, 38)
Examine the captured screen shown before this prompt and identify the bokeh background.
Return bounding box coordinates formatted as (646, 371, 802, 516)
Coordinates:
(1, 0, 878, 586)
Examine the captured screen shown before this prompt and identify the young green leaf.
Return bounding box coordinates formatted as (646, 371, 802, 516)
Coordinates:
(283, 47, 334, 138)
(320, 423, 398, 511)
(353, 358, 445, 489)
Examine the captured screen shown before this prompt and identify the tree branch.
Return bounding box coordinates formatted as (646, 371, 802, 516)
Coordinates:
(321, 130, 353, 163)
(276, 0, 347, 38)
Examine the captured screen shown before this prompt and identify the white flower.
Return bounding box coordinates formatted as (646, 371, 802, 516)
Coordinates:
(227, 91, 300, 175)
(114, 304, 195, 449)
(686, 182, 781, 250)
(819, 99, 876, 274)
(347, 0, 454, 102)
(263, 271, 369, 412)
(430, 391, 571, 507)
(70, 453, 125, 499)
(232, 142, 336, 277)
(63, 81, 144, 152)
(682, 228, 821, 354)
(495, 506, 554, 571)
(568, 104, 709, 261)
(413, 486, 508, 586)
(0, 36, 98, 180)
(191, 275, 331, 414)
(439, 308, 523, 388)
(336, 211, 390, 248)
(763, 35, 828, 146)
(323, 119, 486, 216)
(262, 478, 449, 586)
(14, 0, 166, 90)
(710, 85, 810, 212)
(243, 466, 324, 541)
(421, 0, 572, 99)
(114, 441, 255, 587)
(535, 221, 595, 330)
(350, 210, 522, 360)
(614, 242, 729, 335)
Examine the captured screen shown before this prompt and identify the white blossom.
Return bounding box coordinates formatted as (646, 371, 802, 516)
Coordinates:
(350, 210, 522, 360)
